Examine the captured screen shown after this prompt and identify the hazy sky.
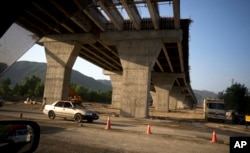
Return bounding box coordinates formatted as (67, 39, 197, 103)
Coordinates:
(18, 0, 250, 93)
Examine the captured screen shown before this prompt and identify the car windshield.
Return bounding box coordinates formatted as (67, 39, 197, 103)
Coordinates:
(72, 103, 85, 109)
(208, 103, 225, 110)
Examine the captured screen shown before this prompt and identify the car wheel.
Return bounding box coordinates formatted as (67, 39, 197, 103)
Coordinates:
(48, 111, 55, 120)
(87, 119, 93, 123)
(74, 114, 82, 123)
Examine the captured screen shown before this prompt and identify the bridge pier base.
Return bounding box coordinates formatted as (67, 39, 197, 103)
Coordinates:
(43, 41, 81, 103)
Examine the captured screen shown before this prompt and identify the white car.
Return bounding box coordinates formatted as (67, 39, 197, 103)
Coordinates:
(43, 100, 99, 123)
(8, 129, 31, 143)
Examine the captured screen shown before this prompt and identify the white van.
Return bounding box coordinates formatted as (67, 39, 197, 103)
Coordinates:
(203, 97, 226, 122)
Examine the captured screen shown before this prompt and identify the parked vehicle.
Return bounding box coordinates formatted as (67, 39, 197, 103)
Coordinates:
(43, 100, 99, 123)
(8, 129, 31, 143)
(203, 97, 226, 122)
(232, 113, 246, 125)
(0, 120, 40, 153)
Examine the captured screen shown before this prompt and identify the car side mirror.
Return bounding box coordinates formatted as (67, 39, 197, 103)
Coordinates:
(0, 120, 40, 153)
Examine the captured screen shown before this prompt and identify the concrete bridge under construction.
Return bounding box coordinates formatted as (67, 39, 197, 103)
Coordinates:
(1, 0, 196, 118)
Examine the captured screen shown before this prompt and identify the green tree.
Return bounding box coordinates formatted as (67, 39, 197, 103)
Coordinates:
(12, 84, 21, 96)
(70, 82, 112, 103)
(19, 75, 44, 98)
(219, 81, 248, 113)
(0, 77, 11, 96)
(99, 91, 112, 103)
(34, 82, 44, 97)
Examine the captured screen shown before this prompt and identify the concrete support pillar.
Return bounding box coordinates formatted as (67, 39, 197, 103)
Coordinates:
(169, 96, 177, 111)
(150, 91, 156, 107)
(43, 41, 81, 103)
(103, 70, 123, 108)
(177, 93, 186, 109)
(169, 87, 182, 111)
(117, 39, 162, 118)
(183, 96, 193, 109)
(152, 73, 175, 112)
(184, 97, 194, 109)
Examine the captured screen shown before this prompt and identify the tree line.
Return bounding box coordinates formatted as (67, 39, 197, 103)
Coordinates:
(0, 75, 112, 103)
(1, 75, 250, 113)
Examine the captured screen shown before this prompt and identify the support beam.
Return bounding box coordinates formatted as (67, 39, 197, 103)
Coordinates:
(146, 0, 160, 30)
(162, 43, 174, 72)
(100, 30, 183, 45)
(81, 45, 120, 70)
(73, 0, 107, 31)
(121, 0, 141, 30)
(177, 42, 184, 72)
(39, 33, 96, 44)
(173, 0, 180, 29)
(98, 0, 124, 31)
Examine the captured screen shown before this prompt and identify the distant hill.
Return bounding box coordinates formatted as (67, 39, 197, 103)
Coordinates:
(0, 61, 112, 91)
(193, 89, 218, 107)
(0, 61, 217, 104)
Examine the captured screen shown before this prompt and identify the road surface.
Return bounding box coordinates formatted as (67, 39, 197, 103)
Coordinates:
(1, 102, 249, 153)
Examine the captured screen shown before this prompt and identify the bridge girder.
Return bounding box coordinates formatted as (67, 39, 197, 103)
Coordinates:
(0, 0, 196, 104)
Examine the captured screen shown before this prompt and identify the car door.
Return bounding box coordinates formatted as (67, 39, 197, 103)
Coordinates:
(53, 101, 64, 117)
(62, 102, 75, 118)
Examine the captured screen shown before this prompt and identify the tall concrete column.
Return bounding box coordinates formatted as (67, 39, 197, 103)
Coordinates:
(103, 70, 123, 108)
(150, 91, 156, 107)
(117, 39, 162, 118)
(177, 93, 186, 109)
(169, 87, 182, 111)
(184, 97, 194, 109)
(43, 41, 81, 103)
(183, 96, 193, 109)
(100, 30, 183, 117)
(152, 73, 185, 112)
(152, 73, 175, 112)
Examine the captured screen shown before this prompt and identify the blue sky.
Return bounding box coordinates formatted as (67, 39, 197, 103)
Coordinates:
(18, 0, 250, 93)
(181, 0, 250, 93)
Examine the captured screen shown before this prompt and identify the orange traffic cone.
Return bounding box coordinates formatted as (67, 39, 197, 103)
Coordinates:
(146, 123, 152, 134)
(105, 115, 111, 130)
(210, 131, 217, 143)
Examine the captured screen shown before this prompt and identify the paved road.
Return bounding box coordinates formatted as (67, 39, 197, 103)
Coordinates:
(0, 102, 249, 153)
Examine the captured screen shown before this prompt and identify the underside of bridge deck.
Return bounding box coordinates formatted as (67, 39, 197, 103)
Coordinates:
(0, 0, 197, 117)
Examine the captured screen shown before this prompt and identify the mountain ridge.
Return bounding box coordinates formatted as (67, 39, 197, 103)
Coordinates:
(1, 61, 112, 91)
(0, 61, 217, 104)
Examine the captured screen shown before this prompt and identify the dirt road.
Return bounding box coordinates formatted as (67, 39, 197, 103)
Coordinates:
(1, 102, 249, 153)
